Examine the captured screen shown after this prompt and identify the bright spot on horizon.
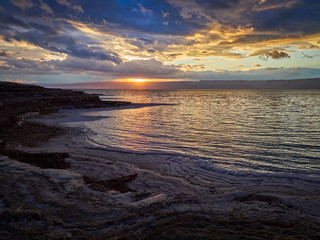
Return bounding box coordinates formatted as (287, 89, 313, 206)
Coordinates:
(131, 78, 148, 83)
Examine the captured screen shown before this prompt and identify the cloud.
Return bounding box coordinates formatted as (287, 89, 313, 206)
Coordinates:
(114, 59, 180, 78)
(77, 1, 194, 35)
(5, 78, 37, 84)
(2, 53, 320, 83)
(63, 44, 122, 63)
(231, 34, 282, 44)
(195, 0, 239, 10)
(178, 64, 205, 70)
(162, 11, 170, 18)
(56, 0, 70, 7)
(262, 67, 283, 71)
(29, 22, 60, 36)
(4, 55, 320, 81)
(194, 58, 208, 61)
(53, 56, 115, 73)
(252, 63, 261, 67)
(168, 0, 320, 41)
(0, 12, 30, 30)
(303, 54, 313, 59)
(1, 58, 55, 74)
(259, 50, 290, 60)
(162, 21, 169, 26)
(248, 0, 320, 35)
(137, 4, 153, 16)
(56, 0, 84, 13)
(124, 37, 156, 50)
(0, 49, 14, 57)
(181, 67, 320, 81)
(1, 57, 181, 79)
(249, 48, 289, 57)
(252, 0, 298, 12)
(161, 11, 170, 25)
(11, 0, 34, 10)
(38, 0, 53, 14)
(73, 5, 84, 13)
(0, 14, 122, 63)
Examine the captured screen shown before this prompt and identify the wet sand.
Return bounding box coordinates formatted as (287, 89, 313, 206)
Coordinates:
(1, 82, 320, 239)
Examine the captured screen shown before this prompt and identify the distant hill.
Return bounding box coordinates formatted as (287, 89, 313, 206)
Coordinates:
(42, 78, 320, 90)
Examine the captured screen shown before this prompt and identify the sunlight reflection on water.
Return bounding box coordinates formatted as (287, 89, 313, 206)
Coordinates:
(84, 90, 320, 176)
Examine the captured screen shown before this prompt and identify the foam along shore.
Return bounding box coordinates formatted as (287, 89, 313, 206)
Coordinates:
(1, 82, 320, 239)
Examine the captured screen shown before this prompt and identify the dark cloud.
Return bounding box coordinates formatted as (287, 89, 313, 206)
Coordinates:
(0, 12, 30, 29)
(11, 0, 34, 10)
(232, 34, 282, 44)
(38, 0, 53, 14)
(3, 0, 319, 46)
(1, 57, 181, 78)
(0, 49, 13, 57)
(263, 67, 283, 71)
(125, 37, 155, 50)
(56, 0, 83, 13)
(0, 11, 122, 63)
(248, 0, 320, 35)
(3, 57, 55, 74)
(64, 44, 122, 63)
(249, 48, 292, 59)
(195, 0, 239, 9)
(137, 37, 155, 44)
(53, 57, 115, 73)
(79, 0, 201, 35)
(169, 0, 320, 41)
(259, 50, 290, 60)
(2, 0, 320, 38)
(169, 53, 182, 57)
(303, 54, 313, 59)
(29, 22, 61, 36)
(2, 55, 320, 81)
(0, 51, 8, 57)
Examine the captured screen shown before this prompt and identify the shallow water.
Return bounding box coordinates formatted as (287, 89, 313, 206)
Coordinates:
(83, 89, 320, 178)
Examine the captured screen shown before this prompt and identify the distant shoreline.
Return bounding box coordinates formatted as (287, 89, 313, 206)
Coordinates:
(41, 78, 320, 90)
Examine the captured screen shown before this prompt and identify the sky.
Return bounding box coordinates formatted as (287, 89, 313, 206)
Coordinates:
(0, 0, 320, 84)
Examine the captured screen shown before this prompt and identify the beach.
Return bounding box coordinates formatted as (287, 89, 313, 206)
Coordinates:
(1, 83, 320, 239)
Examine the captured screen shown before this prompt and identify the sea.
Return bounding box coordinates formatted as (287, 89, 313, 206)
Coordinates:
(81, 89, 320, 178)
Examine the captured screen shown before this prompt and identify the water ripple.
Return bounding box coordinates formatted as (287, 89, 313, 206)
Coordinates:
(84, 89, 320, 177)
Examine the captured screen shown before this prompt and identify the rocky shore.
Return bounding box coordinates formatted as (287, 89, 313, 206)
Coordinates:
(1, 82, 320, 239)
(0, 81, 129, 155)
(0, 82, 135, 238)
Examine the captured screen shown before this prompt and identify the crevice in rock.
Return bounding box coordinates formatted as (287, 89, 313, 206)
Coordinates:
(83, 174, 137, 193)
(0, 148, 70, 169)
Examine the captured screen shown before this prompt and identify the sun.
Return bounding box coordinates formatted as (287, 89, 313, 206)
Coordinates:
(131, 78, 148, 83)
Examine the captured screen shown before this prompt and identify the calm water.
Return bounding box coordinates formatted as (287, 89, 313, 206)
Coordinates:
(83, 90, 320, 177)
